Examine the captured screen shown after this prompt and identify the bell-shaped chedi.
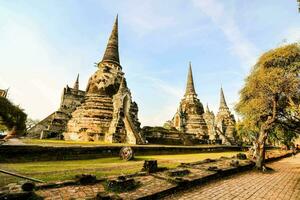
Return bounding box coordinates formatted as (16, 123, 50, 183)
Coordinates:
(170, 63, 208, 139)
(215, 87, 236, 144)
(64, 16, 144, 144)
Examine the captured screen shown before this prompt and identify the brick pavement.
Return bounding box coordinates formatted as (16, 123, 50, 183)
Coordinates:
(37, 183, 105, 200)
(165, 154, 300, 200)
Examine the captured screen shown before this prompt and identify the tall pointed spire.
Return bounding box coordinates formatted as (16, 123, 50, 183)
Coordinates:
(206, 103, 210, 112)
(219, 87, 228, 109)
(73, 74, 79, 90)
(101, 15, 120, 65)
(185, 62, 197, 96)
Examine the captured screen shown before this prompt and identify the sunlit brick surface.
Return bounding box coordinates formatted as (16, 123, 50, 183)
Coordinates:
(165, 154, 300, 200)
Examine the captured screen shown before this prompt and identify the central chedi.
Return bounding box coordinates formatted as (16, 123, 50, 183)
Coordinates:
(64, 16, 144, 144)
(169, 63, 208, 140)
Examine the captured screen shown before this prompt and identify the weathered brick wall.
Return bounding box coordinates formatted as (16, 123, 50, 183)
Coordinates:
(0, 145, 246, 163)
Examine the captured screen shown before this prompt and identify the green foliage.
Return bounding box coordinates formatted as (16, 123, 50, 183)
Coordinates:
(236, 43, 300, 135)
(269, 125, 298, 147)
(236, 43, 300, 168)
(235, 120, 258, 144)
(0, 96, 27, 135)
(0, 123, 7, 132)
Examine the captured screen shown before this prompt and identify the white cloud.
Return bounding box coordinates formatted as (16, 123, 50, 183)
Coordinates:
(284, 27, 300, 43)
(139, 101, 178, 127)
(142, 76, 183, 98)
(0, 9, 74, 120)
(192, 0, 258, 71)
(131, 74, 182, 126)
(113, 1, 176, 37)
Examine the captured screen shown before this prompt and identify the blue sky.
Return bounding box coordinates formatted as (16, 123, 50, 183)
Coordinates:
(0, 0, 299, 126)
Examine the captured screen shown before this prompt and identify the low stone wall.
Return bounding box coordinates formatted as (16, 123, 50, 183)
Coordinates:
(0, 145, 247, 163)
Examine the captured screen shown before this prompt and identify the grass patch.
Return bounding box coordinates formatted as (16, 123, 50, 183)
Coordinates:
(20, 138, 226, 148)
(0, 151, 242, 187)
(21, 139, 132, 146)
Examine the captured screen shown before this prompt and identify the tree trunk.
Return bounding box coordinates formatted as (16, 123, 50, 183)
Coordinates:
(3, 126, 17, 140)
(254, 129, 268, 169)
(254, 97, 277, 170)
(255, 139, 266, 169)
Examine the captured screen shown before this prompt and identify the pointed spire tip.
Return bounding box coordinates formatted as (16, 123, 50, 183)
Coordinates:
(73, 73, 79, 90)
(185, 62, 197, 96)
(219, 87, 228, 109)
(101, 16, 120, 66)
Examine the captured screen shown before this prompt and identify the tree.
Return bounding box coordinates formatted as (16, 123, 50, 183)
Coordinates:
(236, 43, 300, 169)
(271, 127, 298, 148)
(235, 120, 258, 145)
(0, 96, 27, 136)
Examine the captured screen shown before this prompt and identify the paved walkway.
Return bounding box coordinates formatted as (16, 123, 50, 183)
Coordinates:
(1, 138, 26, 145)
(165, 154, 300, 200)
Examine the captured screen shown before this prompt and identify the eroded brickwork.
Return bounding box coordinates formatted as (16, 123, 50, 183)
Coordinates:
(28, 17, 143, 144)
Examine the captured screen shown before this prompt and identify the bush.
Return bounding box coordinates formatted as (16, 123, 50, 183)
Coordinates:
(0, 97, 27, 135)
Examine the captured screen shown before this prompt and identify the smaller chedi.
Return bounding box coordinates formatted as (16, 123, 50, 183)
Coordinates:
(163, 64, 237, 145)
(215, 87, 237, 144)
(167, 63, 209, 142)
(27, 75, 85, 139)
(203, 88, 237, 145)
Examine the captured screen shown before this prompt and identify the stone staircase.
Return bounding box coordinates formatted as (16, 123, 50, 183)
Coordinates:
(124, 115, 145, 144)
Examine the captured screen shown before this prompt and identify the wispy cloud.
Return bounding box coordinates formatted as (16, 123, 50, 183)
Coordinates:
(192, 0, 258, 71)
(142, 75, 183, 98)
(140, 102, 177, 126)
(131, 74, 182, 126)
(283, 27, 300, 43)
(0, 8, 74, 119)
(114, 1, 176, 37)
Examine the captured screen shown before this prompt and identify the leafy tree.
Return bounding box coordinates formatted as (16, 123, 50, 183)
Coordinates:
(235, 120, 258, 145)
(0, 123, 7, 132)
(269, 125, 299, 148)
(236, 43, 300, 169)
(0, 96, 27, 136)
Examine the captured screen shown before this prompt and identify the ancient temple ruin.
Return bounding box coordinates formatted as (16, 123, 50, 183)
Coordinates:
(215, 87, 236, 144)
(169, 63, 208, 140)
(161, 66, 237, 145)
(27, 16, 237, 146)
(29, 17, 144, 144)
(27, 75, 85, 139)
(63, 16, 144, 144)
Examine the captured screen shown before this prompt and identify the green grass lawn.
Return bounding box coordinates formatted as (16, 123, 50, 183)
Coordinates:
(0, 151, 241, 187)
(20, 138, 224, 147)
(21, 138, 130, 146)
